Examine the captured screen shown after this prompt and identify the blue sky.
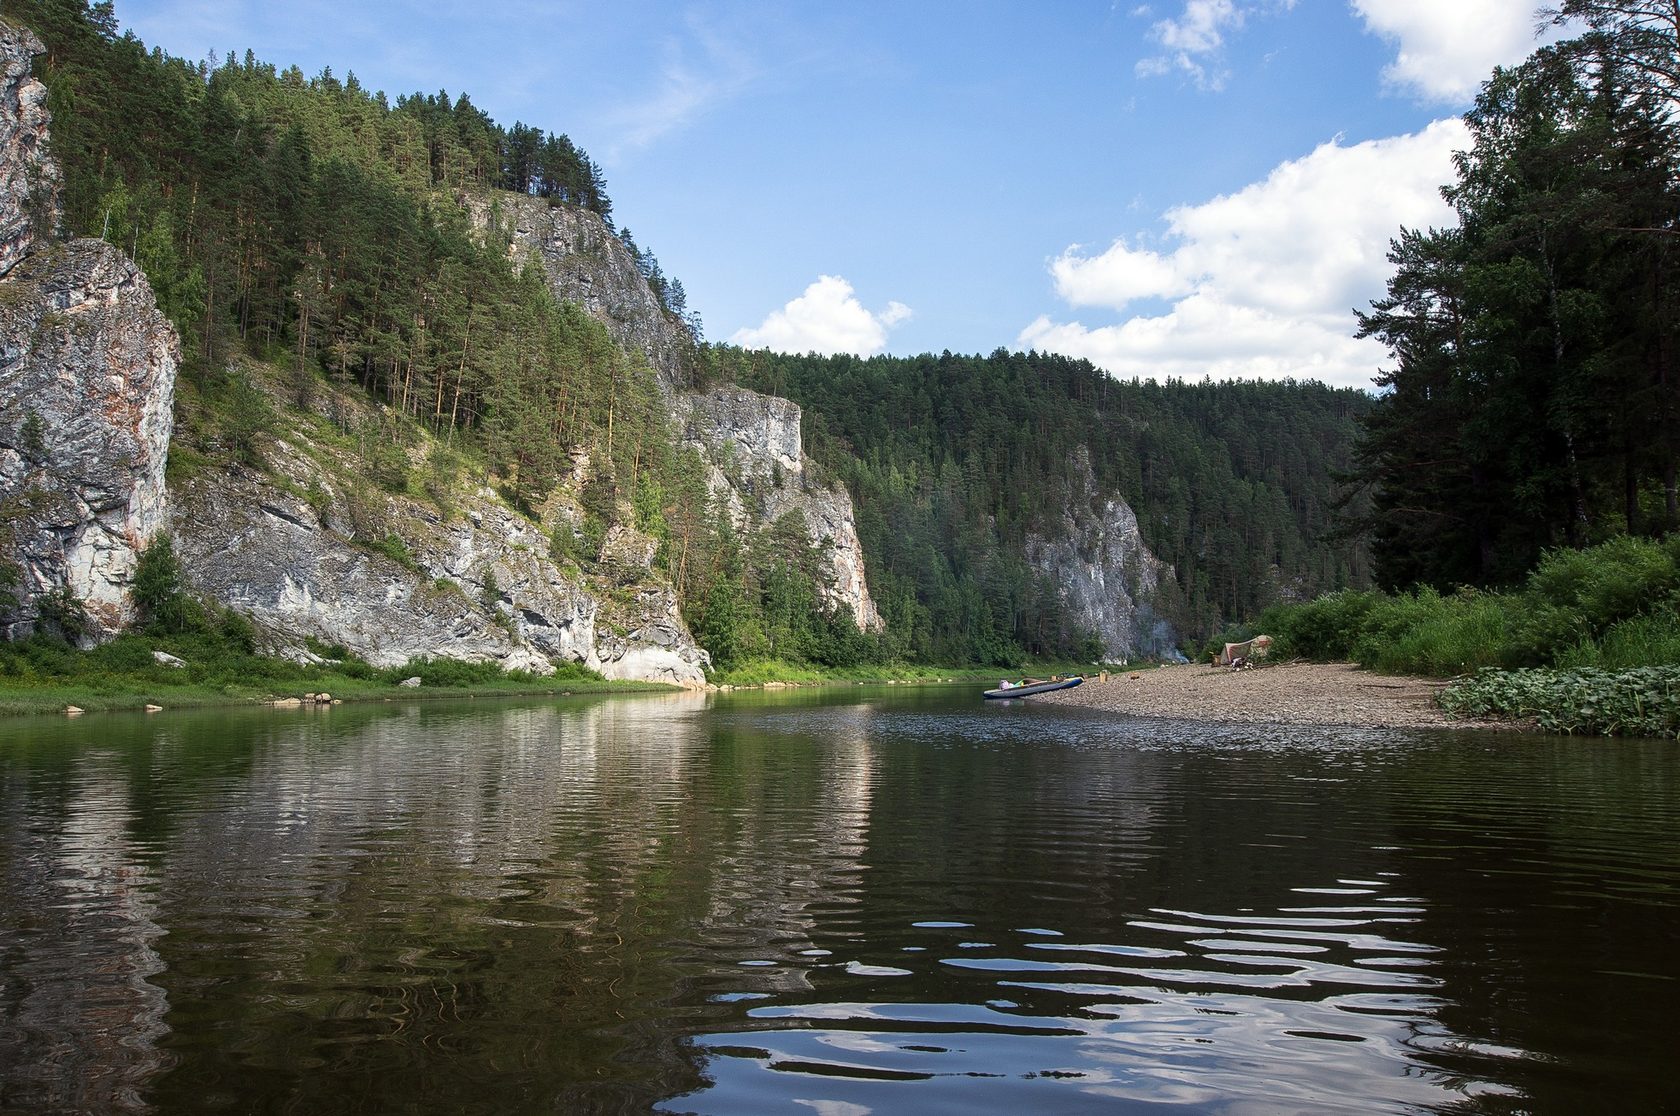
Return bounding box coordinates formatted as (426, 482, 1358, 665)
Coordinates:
(115, 1, 1552, 389)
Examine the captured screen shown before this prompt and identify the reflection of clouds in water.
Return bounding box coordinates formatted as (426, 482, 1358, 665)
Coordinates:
(794, 1099, 873, 1116)
(682, 872, 1495, 1114)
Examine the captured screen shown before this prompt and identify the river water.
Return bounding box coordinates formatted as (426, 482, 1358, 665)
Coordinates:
(0, 686, 1675, 1114)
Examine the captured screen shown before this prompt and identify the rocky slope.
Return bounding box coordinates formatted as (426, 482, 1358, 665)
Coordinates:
(169, 417, 709, 683)
(674, 386, 882, 629)
(0, 24, 177, 645)
(472, 192, 882, 632)
(1024, 452, 1180, 661)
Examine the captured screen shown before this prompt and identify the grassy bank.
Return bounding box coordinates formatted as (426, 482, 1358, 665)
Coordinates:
(1234, 536, 1680, 738)
(0, 630, 669, 716)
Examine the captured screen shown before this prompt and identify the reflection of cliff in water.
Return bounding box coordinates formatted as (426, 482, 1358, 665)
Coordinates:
(0, 694, 913, 1114)
(0, 752, 171, 1114)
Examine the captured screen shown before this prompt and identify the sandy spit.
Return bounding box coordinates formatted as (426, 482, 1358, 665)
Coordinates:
(1034, 662, 1512, 731)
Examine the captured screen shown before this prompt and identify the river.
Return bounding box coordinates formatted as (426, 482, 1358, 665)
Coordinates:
(0, 686, 1675, 1113)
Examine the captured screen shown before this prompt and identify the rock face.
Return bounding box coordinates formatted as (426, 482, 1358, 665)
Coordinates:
(0, 21, 177, 643)
(466, 193, 693, 393)
(676, 386, 882, 630)
(171, 435, 710, 685)
(1024, 453, 1180, 661)
(0, 22, 56, 276)
(468, 193, 882, 633)
(0, 243, 178, 641)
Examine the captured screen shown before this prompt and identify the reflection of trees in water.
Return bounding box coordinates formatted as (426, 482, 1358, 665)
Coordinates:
(1374, 736, 1680, 1114)
(0, 695, 899, 1113)
(0, 752, 171, 1114)
(4, 708, 1675, 1113)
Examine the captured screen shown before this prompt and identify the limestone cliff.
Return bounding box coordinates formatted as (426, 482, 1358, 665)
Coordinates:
(0, 26, 706, 682)
(169, 422, 709, 684)
(1024, 453, 1181, 661)
(471, 191, 882, 632)
(674, 386, 882, 630)
(0, 243, 179, 642)
(462, 193, 693, 394)
(0, 25, 177, 644)
(0, 22, 55, 276)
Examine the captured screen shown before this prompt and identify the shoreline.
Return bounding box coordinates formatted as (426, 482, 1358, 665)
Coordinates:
(1035, 661, 1519, 731)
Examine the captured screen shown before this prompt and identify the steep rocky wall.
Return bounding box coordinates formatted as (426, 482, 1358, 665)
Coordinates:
(0, 22, 56, 277)
(464, 192, 692, 394)
(0, 243, 178, 643)
(465, 192, 883, 633)
(675, 386, 882, 630)
(0, 25, 175, 645)
(171, 434, 711, 685)
(1024, 454, 1181, 661)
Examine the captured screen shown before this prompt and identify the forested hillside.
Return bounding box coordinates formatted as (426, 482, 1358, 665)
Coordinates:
(6, 0, 1381, 671)
(719, 348, 1374, 657)
(4, 0, 746, 652)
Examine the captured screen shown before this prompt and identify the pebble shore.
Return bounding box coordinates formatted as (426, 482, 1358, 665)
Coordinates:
(1035, 661, 1503, 730)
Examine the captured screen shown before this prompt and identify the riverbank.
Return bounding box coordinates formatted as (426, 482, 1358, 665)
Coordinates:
(1037, 661, 1518, 730)
(0, 676, 676, 717)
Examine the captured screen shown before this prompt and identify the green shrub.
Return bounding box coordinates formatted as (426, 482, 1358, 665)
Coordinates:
(382, 656, 519, 687)
(365, 533, 418, 570)
(1262, 536, 1680, 677)
(1442, 666, 1680, 738)
(132, 534, 194, 633)
(1256, 590, 1382, 661)
(1357, 588, 1511, 675)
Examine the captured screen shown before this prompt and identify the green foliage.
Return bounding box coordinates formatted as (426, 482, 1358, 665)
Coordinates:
(0, 625, 627, 713)
(19, 411, 46, 462)
(720, 346, 1373, 659)
(362, 438, 411, 494)
(131, 533, 193, 633)
(379, 655, 579, 688)
(0, 561, 18, 616)
(1264, 536, 1680, 678)
(217, 370, 274, 467)
(365, 533, 418, 570)
(1352, 37, 1680, 589)
(35, 587, 86, 644)
(1441, 666, 1680, 738)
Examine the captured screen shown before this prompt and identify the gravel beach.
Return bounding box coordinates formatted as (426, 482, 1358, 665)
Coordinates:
(1034, 661, 1492, 730)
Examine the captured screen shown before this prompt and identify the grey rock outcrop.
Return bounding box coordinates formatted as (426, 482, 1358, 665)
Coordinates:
(676, 386, 882, 630)
(1024, 453, 1179, 660)
(0, 22, 56, 277)
(0, 26, 174, 644)
(466, 193, 693, 394)
(0, 242, 178, 642)
(171, 435, 710, 684)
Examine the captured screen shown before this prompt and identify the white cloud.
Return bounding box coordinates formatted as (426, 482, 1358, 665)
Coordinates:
(730, 276, 912, 356)
(1155, 0, 1242, 53)
(1019, 118, 1468, 389)
(1352, 0, 1547, 104)
(1135, 0, 1295, 90)
(601, 13, 760, 158)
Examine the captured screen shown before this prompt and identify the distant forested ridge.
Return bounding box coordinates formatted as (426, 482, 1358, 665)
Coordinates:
(716, 348, 1374, 659)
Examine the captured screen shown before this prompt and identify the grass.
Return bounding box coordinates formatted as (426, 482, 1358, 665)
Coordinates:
(0, 631, 669, 716)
